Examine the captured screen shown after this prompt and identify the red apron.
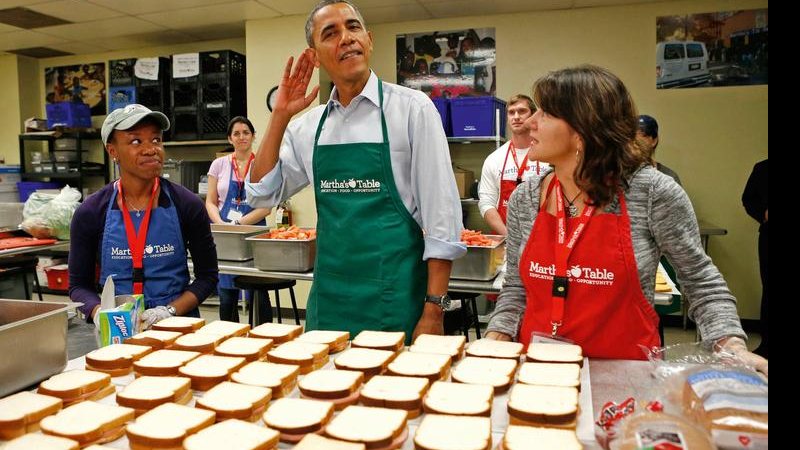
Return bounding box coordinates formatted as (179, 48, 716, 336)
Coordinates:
(497, 142, 536, 223)
(517, 178, 660, 359)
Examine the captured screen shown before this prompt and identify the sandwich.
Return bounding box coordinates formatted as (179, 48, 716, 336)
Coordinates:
(39, 400, 135, 447)
(124, 329, 182, 350)
(183, 418, 281, 450)
(152, 316, 205, 333)
(386, 351, 451, 382)
(507, 384, 579, 429)
(414, 414, 491, 450)
(38, 370, 114, 406)
(525, 342, 583, 366)
(266, 341, 329, 374)
(501, 425, 583, 450)
(359, 375, 430, 419)
(214, 336, 274, 362)
(0, 391, 63, 439)
(2, 433, 80, 450)
(333, 347, 396, 380)
(298, 369, 364, 409)
(261, 397, 335, 443)
(324, 405, 408, 450)
(408, 334, 466, 362)
(171, 332, 226, 354)
(294, 434, 366, 450)
(84, 343, 153, 377)
(195, 381, 272, 422)
(451, 356, 518, 393)
(351, 331, 405, 353)
(178, 354, 248, 391)
(465, 338, 523, 360)
(115, 376, 192, 415)
(196, 320, 251, 340)
(517, 362, 581, 390)
(249, 323, 302, 343)
(125, 402, 216, 450)
(231, 361, 300, 399)
(423, 381, 494, 417)
(84, 446, 117, 450)
(133, 349, 201, 377)
(296, 330, 350, 353)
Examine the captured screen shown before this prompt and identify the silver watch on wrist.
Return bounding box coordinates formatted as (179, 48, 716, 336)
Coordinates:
(425, 294, 451, 311)
(166, 305, 177, 316)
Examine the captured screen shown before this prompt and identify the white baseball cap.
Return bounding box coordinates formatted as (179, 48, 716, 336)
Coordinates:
(101, 104, 170, 144)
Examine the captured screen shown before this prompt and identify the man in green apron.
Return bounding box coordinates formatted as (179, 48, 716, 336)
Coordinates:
(247, 0, 466, 343)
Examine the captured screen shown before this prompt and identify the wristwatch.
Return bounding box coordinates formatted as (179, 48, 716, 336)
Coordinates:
(232, 219, 241, 225)
(425, 294, 451, 311)
(166, 305, 177, 316)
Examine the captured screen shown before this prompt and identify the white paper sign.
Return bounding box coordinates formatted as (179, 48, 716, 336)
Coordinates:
(172, 53, 200, 78)
(134, 57, 160, 80)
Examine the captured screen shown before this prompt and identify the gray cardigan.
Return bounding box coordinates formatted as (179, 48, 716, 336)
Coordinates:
(486, 165, 746, 344)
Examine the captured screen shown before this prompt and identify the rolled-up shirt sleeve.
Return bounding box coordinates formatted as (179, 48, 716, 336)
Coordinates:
(246, 120, 311, 210)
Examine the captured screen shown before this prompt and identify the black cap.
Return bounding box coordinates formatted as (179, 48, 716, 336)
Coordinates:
(638, 115, 658, 138)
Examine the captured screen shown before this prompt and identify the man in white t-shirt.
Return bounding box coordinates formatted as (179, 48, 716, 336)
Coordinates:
(478, 94, 548, 235)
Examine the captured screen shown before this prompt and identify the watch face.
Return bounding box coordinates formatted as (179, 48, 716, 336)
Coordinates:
(266, 86, 279, 112)
(440, 295, 451, 310)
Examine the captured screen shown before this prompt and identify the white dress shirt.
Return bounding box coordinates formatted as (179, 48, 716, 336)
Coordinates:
(247, 71, 466, 261)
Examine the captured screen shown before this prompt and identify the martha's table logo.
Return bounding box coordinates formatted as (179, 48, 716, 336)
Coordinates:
(320, 178, 381, 193)
(111, 242, 176, 260)
(528, 262, 616, 287)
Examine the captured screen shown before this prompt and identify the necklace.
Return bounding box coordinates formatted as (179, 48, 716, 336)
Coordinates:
(561, 189, 582, 217)
(125, 196, 145, 218)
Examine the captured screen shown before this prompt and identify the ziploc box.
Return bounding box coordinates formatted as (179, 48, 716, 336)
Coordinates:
(97, 294, 145, 346)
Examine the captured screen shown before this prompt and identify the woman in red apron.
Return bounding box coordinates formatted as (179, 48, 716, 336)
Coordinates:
(484, 66, 766, 374)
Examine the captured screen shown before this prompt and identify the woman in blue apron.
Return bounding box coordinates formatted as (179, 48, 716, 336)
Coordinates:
(206, 117, 269, 323)
(68, 104, 219, 330)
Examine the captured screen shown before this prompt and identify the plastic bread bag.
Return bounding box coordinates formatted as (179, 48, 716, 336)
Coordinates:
(21, 185, 81, 239)
(608, 401, 718, 450)
(20, 190, 59, 238)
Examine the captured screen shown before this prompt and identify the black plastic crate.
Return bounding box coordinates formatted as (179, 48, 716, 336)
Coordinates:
(200, 50, 245, 77)
(171, 109, 199, 141)
(110, 59, 136, 86)
(136, 57, 170, 87)
(200, 107, 230, 139)
(171, 77, 199, 109)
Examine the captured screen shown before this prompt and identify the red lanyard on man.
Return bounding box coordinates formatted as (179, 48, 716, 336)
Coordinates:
(118, 178, 160, 295)
(498, 142, 540, 223)
(231, 154, 254, 205)
(550, 177, 595, 336)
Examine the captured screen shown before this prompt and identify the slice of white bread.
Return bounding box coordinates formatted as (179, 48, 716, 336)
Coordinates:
(262, 397, 334, 443)
(324, 405, 408, 450)
(294, 434, 366, 450)
(465, 338, 523, 360)
(196, 320, 251, 339)
(178, 354, 248, 391)
(423, 381, 494, 417)
(125, 402, 216, 450)
(351, 330, 405, 352)
(171, 332, 226, 354)
(296, 330, 350, 353)
(249, 323, 303, 343)
(183, 418, 280, 450)
(525, 343, 584, 367)
(266, 341, 329, 374)
(386, 351, 451, 382)
(124, 330, 182, 350)
(518, 362, 581, 390)
(409, 334, 466, 361)
(133, 349, 201, 376)
(334, 347, 396, 380)
(298, 369, 364, 409)
(502, 425, 583, 450)
(38, 370, 114, 406)
(152, 316, 205, 333)
(195, 381, 272, 422)
(84, 343, 153, 376)
(507, 384, 579, 429)
(359, 375, 430, 419)
(116, 376, 192, 415)
(0, 391, 63, 439)
(451, 356, 518, 393)
(2, 433, 79, 450)
(414, 414, 491, 450)
(214, 336, 274, 362)
(84, 444, 117, 450)
(231, 361, 300, 399)
(39, 400, 135, 446)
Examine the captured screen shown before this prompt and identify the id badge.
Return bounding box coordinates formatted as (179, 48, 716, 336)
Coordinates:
(226, 209, 243, 221)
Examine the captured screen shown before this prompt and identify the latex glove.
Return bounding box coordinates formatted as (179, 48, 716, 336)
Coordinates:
(140, 306, 172, 330)
(717, 336, 768, 377)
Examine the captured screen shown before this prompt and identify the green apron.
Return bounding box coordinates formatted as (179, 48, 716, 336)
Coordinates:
(307, 80, 427, 343)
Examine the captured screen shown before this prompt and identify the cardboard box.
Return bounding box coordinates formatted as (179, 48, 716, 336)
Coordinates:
(453, 166, 474, 199)
(97, 295, 145, 346)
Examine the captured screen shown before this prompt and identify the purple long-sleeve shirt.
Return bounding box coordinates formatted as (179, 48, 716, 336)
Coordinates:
(68, 178, 218, 321)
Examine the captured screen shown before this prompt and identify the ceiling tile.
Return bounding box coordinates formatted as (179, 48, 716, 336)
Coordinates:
(574, 0, 653, 7)
(0, 21, 21, 31)
(36, 16, 165, 40)
(0, 0, 50, 8)
(179, 21, 246, 41)
(0, 28, 66, 50)
(99, 29, 196, 50)
(138, 1, 278, 29)
(361, 3, 432, 24)
(424, 0, 570, 17)
(27, 0, 124, 22)
(352, 0, 418, 7)
(46, 39, 110, 54)
(254, 0, 318, 15)
(87, 0, 239, 15)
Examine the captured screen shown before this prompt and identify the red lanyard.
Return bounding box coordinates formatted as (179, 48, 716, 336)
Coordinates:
(550, 176, 595, 336)
(231, 154, 254, 203)
(118, 178, 160, 295)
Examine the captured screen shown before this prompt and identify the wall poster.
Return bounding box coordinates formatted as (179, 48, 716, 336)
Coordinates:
(44, 62, 107, 115)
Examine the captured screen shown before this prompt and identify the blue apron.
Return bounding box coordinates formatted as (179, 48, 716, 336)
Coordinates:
(218, 158, 265, 289)
(100, 180, 198, 316)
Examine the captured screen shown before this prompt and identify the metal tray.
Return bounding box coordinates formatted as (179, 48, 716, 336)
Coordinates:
(211, 224, 270, 261)
(246, 230, 316, 272)
(451, 235, 506, 280)
(0, 299, 79, 397)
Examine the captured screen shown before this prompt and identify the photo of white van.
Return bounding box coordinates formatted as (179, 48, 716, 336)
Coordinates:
(656, 41, 712, 89)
